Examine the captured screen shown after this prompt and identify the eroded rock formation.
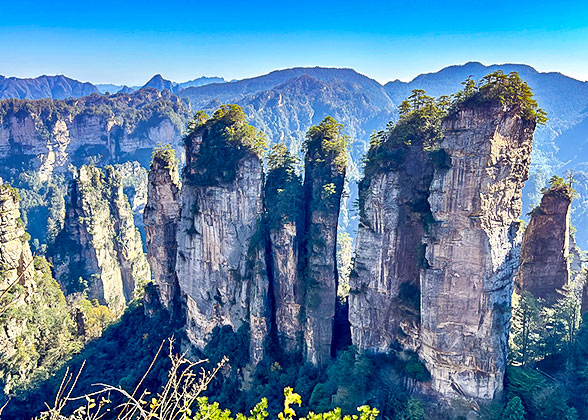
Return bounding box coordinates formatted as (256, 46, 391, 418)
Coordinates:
(265, 144, 304, 354)
(420, 102, 535, 400)
(515, 185, 572, 304)
(51, 165, 150, 312)
(0, 184, 34, 288)
(300, 117, 347, 366)
(0, 90, 188, 181)
(175, 106, 268, 364)
(144, 147, 181, 310)
(349, 141, 433, 353)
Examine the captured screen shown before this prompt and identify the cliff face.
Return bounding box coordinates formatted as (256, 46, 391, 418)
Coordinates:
(175, 107, 268, 364)
(420, 103, 535, 400)
(265, 144, 304, 354)
(515, 188, 572, 304)
(0, 185, 35, 288)
(0, 184, 75, 395)
(349, 144, 432, 353)
(0, 90, 189, 180)
(300, 117, 347, 366)
(51, 165, 151, 312)
(144, 148, 181, 310)
(269, 221, 303, 353)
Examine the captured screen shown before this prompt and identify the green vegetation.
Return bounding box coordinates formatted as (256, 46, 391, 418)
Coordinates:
(362, 89, 447, 181)
(0, 256, 114, 401)
(184, 105, 267, 186)
(303, 116, 349, 174)
(541, 174, 576, 199)
(452, 71, 547, 125)
(151, 142, 180, 170)
(265, 143, 303, 229)
(363, 71, 546, 182)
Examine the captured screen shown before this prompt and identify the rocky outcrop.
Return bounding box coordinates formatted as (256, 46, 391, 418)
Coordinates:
(175, 106, 268, 364)
(144, 147, 181, 310)
(0, 184, 35, 288)
(300, 117, 347, 366)
(515, 186, 572, 304)
(420, 103, 535, 400)
(51, 165, 150, 313)
(349, 144, 433, 353)
(265, 144, 304, 354)
(0, 90, 189, 181)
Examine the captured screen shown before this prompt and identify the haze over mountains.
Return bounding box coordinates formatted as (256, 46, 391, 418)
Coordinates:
(1, 62, 588, 246)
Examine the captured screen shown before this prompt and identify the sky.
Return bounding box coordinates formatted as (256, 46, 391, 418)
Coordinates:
(1, 0, 588, 85)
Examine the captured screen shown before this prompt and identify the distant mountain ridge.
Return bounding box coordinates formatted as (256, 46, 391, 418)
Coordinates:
(0, 74, 99, 100)
(1, 63, 588, 247)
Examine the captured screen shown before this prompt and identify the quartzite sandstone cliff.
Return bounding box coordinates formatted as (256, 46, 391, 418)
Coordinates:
(300, 118, 347, 366)
(515, 186, 572, 304)
(420, 103, 535, 400)
(349, 142, 432, 353)
(144, 148, 181, 311)
(51, 165, 150, 312)
(175, 109, 268, 364)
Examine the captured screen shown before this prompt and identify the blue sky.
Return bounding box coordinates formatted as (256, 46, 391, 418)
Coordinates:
(1, 0, 587, 85)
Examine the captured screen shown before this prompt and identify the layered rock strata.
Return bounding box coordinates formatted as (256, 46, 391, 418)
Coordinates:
(51, 165, 150, 312)
(420, 103, 535, 400)
(144, 148, 181, 310)
(515, 187, 572, 304)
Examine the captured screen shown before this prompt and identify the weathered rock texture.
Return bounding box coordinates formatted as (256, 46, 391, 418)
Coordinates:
(515, 188, 572, 304)
(420, 103, 535, 400)
(349, 145, 432, 353)
(0, 184, 34, 288)
(264, 147, 305, 354)
(175, 120, 268, 365)
(300, 122, 347, 366)
(0, 90, 188, 181)
(144, 150, 181, 310)
(269, 221, 303, 353)
(52, 165, 151, 312)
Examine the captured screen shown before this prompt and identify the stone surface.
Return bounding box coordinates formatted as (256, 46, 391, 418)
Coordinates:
(419, 103, 535, 400)
(144, 152, 181, 310)
(269, 221, 304, 354)
(515, 189, 572, 304)
(349, 145, 432, 353)
(0, 184, 34, 291)
(51, 165, 150, 313)
(0, 90, 188, 181)
(175, 131, 268, 362)
(301, 136, 346, 366)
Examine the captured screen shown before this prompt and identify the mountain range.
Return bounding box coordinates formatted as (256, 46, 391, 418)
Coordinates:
(1, 62, 587, 247)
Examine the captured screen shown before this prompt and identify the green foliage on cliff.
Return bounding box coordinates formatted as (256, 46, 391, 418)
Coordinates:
(265, 143, 303, 228)
(541, 174, 576, 199)
(363, 89, 447, 181)
(151, 142, 179, 171)
(303, 116, 349, 174)
(0, 256, 80, 395)
(0, 90, 189, 164)
(184, 104, 267, 186)
(452, 70, 547, 124)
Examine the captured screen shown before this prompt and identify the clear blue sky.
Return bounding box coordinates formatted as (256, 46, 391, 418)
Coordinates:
(2, 0, 587, 85)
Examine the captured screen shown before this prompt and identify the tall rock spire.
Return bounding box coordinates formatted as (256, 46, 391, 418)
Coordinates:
(300, 116, 348, 366)
(144, 145, 182, 311)
(420, 100, 535, 399)
(515, 179, 573, 304)
(175, 106, 268, 364)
